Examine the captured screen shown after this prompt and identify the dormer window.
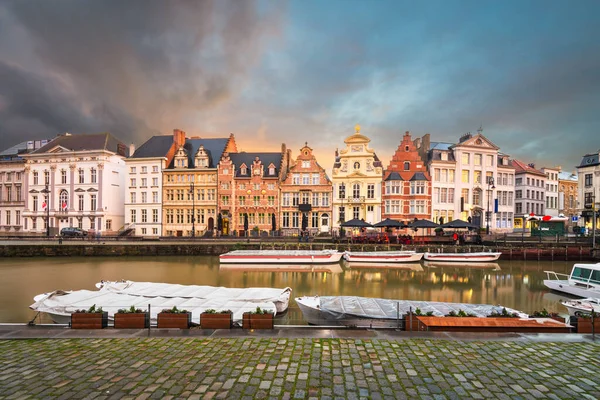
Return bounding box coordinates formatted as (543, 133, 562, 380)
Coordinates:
(269, 167, 275, 175)
(194, 145, 209, 169)
(441, 153, 448, 161)
(241, 166, 247, 175)
(174, 147, 188, 168)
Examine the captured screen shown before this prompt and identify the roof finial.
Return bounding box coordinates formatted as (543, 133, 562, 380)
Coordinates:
(355, 124, 361, 134)
(477, 125, 483, 134)
(305, 141, 308, 147)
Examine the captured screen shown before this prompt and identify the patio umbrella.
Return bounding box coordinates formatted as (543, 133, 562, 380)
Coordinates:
(408, 219, 440, 229)
(271, 213, 276, 231)
(440, 219, 479, 229)
(341, 218, 373, 228)
(373, 218, 405, 228)
(301, 213, 308, 231)
(243, 213, 249, 233)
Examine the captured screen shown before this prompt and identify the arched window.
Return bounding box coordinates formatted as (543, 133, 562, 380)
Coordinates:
(353, 162, 360, 170)
(405, 146, 409, 152)
(404, 162, 410, 171)
(321, 213, 329, 227)
(59, 190, 69, 211)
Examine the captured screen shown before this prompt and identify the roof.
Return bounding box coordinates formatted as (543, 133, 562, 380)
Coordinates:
(229, 152, 283, 178)
(577, 152, 600, 169)
(558, 171, 577, 182)
(32, 133, 128, 156)
(130, 135, 173, 158)
(410, 172, 429, 181)
(184, 138, 229, 169)
(429, 142, 453, 151)
(0, 141, 29, 157)
(509, 159, 546, 177)
(384, 172, 403, 181)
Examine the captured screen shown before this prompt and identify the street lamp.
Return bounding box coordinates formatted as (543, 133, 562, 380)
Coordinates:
(42, 184, 50, 237)
(189, 182, 195, 238)
(486, 177, 496, 235)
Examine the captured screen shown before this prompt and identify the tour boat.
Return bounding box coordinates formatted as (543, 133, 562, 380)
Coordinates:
(31, 281, 292, 324)
(423, 252, 501, 262)
(544, 263, 600, 298)
(561, 297, 600, 317)
(219, 249, 343, 264)
(295, 295, 526, 328)
(343, 251, 423, 263)
(423, 261, 501, 270)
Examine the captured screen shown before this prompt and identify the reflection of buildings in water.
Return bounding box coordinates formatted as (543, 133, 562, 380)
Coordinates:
(219, 263, 343, 274)
(423, 261, 500, 271)
(345, 262, 423, 271)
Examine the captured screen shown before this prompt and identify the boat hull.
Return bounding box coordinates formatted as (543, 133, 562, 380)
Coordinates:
(344, 252, 423, 263)
(423, 252, 501, 262)
(295, 297, 401, 328)
(346, 262, 423, 271)
(544, 279, 600, 298)
(423, 261, 500, 270)
(219, 263, 343, 274)
(219, 250, 343, 264)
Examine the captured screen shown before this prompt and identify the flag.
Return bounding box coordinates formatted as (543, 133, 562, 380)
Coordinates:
(42, 201, 47, 210)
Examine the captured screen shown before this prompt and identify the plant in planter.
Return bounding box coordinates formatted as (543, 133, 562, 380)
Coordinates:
(71, 304, 108, 329)
(242, 307, 274, 329)
(114, 305, 150, 329)
(200, 309, 233, 329)
(575, 311, 600, 333)
(157, 306, 191, 329)
(488, 308, 519, 318)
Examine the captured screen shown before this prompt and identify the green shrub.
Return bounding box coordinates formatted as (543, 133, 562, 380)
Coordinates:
(117, 305, 144, 314)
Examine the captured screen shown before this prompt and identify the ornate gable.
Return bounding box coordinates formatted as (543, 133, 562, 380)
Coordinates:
(454, 129, 499, 150)
(194, 145, 209, 168)
(173, 146, 188, 168)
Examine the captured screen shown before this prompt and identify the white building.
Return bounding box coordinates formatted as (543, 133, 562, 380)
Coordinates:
(541, 167, 560, 217)
(22, 133, 128, 235)
(576, 150, 600, 230)
(125, 134, 179, 237)
(331, 125, 383, 231)
(510, 159, 546, 231)
(417, 129, 515, 232)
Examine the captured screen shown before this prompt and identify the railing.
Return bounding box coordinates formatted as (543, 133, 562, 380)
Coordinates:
(348, 196, 365, 203)
(544, 271, 570, 281)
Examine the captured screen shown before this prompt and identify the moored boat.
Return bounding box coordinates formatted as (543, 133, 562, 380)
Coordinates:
(561, 297, 600, 316)
(423, 252, 501, 262)
(219, 250, 343, 264)
(295, 295, 526, 327)
(343, 251, 423, 263)
(544, 263, 600, 298)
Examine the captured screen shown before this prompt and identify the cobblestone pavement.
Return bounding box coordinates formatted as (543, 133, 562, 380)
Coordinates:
(0, 338, 599, 399)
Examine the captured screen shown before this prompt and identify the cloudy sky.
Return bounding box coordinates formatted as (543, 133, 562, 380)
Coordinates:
(1, 0, 599, 171)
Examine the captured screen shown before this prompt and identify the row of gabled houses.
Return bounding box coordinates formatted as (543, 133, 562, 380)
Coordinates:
(0, 125, 594, 237)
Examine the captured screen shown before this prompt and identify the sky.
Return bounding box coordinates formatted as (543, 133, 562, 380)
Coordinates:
(1, 0, 599, 172)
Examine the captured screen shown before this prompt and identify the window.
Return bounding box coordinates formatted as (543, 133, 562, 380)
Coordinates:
(473, 189, 481, 206)
(152, 209, 158, 223)
(410, 181, 426, 195)
(59, 190, 68, 210)
(339, 206, 345, 222)
(474, 154, 482, 166)
(282, 212, 290, 228)
(474, 171, 482, 184)
(301, 192, 310, 205)
(434, 169, 440, 182)
(461, 170, 469, 183)
(222, 196, 229, 206)
(321, 193, 329, 206)
(312, 192, 319, 206)
(141, 178, 147, 187)
(141, 209, 147, 223)
(312, 213, 319, 228)
(292, 193, 299, 206)
(91, 168, 97, 183)
(515, 178, 522, 186)
(141, 166, 147, 173)
(292, 174, 300, 184)
(441, 169, 447, 182)
(90, 194, 97, 210)
(302, 174, 310, 185)
(321, 213, 329, 227)
(32, 195, 38, 212)
(385, 200, 401, 214)
(516, 203, 522, 214)
(585, 174, 593, 187)
(302, 161, 310, 168)
(461, 153, 470, 165)
(353, 206, 360, 219)
(78, 195, 84, 211)
(268, 196, 275, 206)
(253, 196, 260, 206)
(486, 155, 494, 167)
(151, 191, 158, 203)
(269, 167, 275, 175)
(130, 209, 137, 223)
(515, 190, 522, 199)
(282, 193, 290, 206)
(152, 177, 158, 186)
(130, 178, 136, 187)
(153, 166, 159, 173)
(141, 192, 147, 203)
(338, 183, 346, 199)
(5, 211, 10, 225)
(367, 184, 374, 199)
(386, 181, 401, 194)
(44, 171, 50, 185)
(130, 193, 136, 203)
(292, 212, 299, 228)
(33, 171, 39, 185)
(403, 162, 410, 171)
(61, 170, 67, 184)
(268, 183, 275, 190)
(312, 174, 319, 185)
(353, 183, 360, 199)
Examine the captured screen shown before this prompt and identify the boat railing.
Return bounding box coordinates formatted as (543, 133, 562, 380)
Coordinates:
(544, 271, 570, 281)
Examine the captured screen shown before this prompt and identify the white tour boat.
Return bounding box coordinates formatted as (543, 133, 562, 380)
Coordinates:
(544, 263, 600, 298)
(295, 295, 526, 327)
(423, 251, 501, 262)
(561, 297, 600, 316)
(219, 249, 343, 264)
(31, 281, 292, 324)
(343, 251, 423, 263)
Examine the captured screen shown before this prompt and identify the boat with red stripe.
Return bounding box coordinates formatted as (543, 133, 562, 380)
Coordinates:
(343, 251, 423, 263)
(423, 251, 501, 262)
(219, 250, 344, 264)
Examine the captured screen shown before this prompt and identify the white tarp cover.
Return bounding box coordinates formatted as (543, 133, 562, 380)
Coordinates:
(30, 288, 277, 324)
(222, 250, 338, 256)
(96, 280, 291, 312)
(317, 296, 527, 321)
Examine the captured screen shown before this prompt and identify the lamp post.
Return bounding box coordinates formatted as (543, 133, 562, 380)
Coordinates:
(189, 182, 195, 238)
(338, 188, 345, 237)
(486, 177, 496, 235)
(42, 184, 50, 237)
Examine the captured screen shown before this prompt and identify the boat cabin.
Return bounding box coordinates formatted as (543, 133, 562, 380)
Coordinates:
(569, 263, 600, 289)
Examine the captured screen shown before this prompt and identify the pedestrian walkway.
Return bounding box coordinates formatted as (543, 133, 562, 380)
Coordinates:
(1, 331, 599, 399)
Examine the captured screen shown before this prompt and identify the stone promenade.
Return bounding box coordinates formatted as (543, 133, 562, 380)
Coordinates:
(1, 337, 599, 400)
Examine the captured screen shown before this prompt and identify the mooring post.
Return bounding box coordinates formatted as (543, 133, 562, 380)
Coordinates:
(409, 306, 413, 332)
(148, 303, 151, 337)
(397, 302, 400, 329)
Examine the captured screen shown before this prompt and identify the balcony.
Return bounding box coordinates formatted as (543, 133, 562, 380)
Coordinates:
(348, 196, 365, 203)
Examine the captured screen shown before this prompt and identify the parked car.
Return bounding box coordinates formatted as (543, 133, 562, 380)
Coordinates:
(60, 227, 88, 237)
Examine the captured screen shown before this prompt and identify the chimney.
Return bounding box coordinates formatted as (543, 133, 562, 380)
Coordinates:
(173, 129, 186, 148)
(129, 143, 135, 156)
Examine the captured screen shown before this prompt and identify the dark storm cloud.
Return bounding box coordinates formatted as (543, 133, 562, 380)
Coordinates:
(0, 0, 285, 146)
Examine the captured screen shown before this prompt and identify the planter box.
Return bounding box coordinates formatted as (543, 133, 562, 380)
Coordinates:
(157, 312, 191, 329)
(114, 312, 150, 329)
(576, 318, 600, 333)
(242, 312, 274, 329)
(200, 313, 232, 329)
(403, 314, 425, 331)
(71, 312, 108, 329)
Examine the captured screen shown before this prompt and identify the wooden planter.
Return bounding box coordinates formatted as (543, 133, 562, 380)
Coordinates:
(576, 318, 600, 333)
(200, 313, 232, 329)
(114, 312, 150, 329)
(71, 312, 108, 329)
(157, 312, 191, 329)
(242, 312, 274, 329)
(403, 314, 425, 331)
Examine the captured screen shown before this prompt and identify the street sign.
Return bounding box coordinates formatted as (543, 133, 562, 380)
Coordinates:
(572, 216, 579, 222)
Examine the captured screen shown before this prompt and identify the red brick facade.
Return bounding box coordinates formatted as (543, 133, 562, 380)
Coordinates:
(382, 131, 432, 221)
(279, 143, 333, 235)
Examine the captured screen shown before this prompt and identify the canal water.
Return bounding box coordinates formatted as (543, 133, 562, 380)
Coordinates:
(0, 257, 577, 325)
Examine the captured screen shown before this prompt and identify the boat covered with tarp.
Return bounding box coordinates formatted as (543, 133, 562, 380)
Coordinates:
(296, 295, 526, 327)
(31, 281, 291, 325)
(343, 251, 423, 263)
(219, 250, 343, 264)
(423, 252, 501, 262)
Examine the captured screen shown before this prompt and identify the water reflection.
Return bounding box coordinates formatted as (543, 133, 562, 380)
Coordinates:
(423, 261, 501, 271)
(0, 256, 575, 324)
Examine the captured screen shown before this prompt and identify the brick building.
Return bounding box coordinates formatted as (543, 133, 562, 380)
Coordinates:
(558, 170, 578, 230)
(510, 159, 546, 231)
(382, 131, 431, 222)
(217, 147, 286, 236)
(279, 143, 332, 235)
